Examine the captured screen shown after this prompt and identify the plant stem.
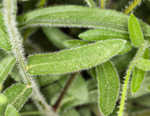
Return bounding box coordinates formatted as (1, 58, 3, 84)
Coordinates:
(85, 0, 96, 7)
(100, 0, 105, 8)
(124, 0, 142, 14)
(3, 0, 58, 116)
(53, 73, 77, 111)
(118, 41, 149, 116)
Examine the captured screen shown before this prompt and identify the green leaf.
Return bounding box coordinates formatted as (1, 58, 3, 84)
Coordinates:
(19, 5, 150, 38)
(136, 58, 150, 71)
(0, 55, 16, 86)
(0, 12, 11, 51)
(0, 83, 32, 115)
(128, 14, 145, 47)
(96, 61, 120, 116)
(118, 42, 132, 55)
(131, 48, 150, 93)
(27, 39, 126, 75)
(131, 67, 145, 93)
(79, 29, 129, 41)
(0, 94, 7, 105)
(5, 104, 20, 116)
(63, 40, 89, 48)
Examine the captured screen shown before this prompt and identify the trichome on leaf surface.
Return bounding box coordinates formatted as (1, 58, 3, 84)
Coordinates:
(0, 0, 150, 116)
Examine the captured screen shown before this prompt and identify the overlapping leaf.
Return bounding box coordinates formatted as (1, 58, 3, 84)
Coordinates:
(5, 104, 20, 116)
(96, 61, 120, 116)
(27, 39, 126, 75)
(128, 14, 144, 47)
(0, 83, 32, 115)
(19, 5, 150, 39)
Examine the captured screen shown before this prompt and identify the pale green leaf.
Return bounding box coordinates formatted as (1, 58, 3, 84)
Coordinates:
(131, 48, 150, 93)
(128, 14, 144, 47)
(0, 94, 7, 105)
(5, 104, 20, 116)
(96, 61, 120, 116)
(0, 83, 32, 115)
(79, 29, 129, 41)
(118, 42, 132, 55)
(27, 39, 126, 75)
(0, 55, 16, 86)
(136, 58, 150, 71)
(19, 5, 150, 38)
(131, 67, 145, 93)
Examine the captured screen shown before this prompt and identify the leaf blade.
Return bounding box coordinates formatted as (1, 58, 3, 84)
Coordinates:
(5, 104, 20, 116)
(27, 39, 126, 75)
(0, 55, 16, 86)
(128, 14, 144, 47)
(19, 5, 150, 38)
(96, 61, 120, 116)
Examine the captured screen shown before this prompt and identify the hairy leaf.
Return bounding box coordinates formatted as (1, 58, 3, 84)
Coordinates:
(5, 104, 20, 116)
(96, 61, 120, 116)
(79, 29, 129, 41)
(131, 48, 150, 93)
(19, 5, 150, 38)
(128, 14, 144, 47)
(131, 67, 145, 93)
(27, 39, 126, 75)
(0, 83, 32, 115)
(0, 55, 16, 86)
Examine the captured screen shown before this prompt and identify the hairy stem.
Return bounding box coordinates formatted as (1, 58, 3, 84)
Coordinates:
(3, 0, 58, 116)
(118, 41, 149, 116)
(124, 0, 142, 14)
(53, 73, 77, 111)
(85, 0, 96, 7)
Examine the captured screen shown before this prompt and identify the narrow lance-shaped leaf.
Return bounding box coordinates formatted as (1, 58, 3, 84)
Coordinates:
(79, 29, 129, 41)
(136, 58, 150, 71)
(5, 104, 20, 116)
(96, 61, 120, 116)
(128, 14, 144, 47)
(0, 55, 16, 86)
(131, 48, 150, 93)
(131, 67, 145, 93)
(65, 40, 132, 55)
(27, 39, 126, 75)
(19, 5, 150, 38)
(0, 83, 32, 115)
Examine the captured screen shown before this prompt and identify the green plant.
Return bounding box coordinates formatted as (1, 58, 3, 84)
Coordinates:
(0, 0, 150, 116)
